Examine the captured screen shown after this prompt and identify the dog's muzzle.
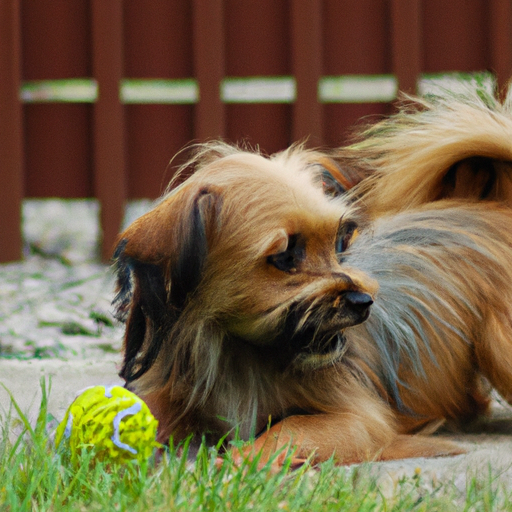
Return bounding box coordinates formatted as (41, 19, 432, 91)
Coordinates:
(274, 289, 374, 370)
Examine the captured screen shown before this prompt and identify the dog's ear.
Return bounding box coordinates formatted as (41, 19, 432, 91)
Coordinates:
(112, 186, 222, 382)
(314, 156, 366, 198)
(113, 251, 167, 382)
(169, 188, 220, 309)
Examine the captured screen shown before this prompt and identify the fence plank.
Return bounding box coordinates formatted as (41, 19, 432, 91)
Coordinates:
(193, 0, 226, 140)
(91, 0, 126, 261)
(489, 0, 512, 98)
(390, 0, 422, 94)
(0, 0, 24, 262)
(291, 0, 323, 145)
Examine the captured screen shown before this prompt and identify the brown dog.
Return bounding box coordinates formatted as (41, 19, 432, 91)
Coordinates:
(113, 136, 512, 467)
(336, 82, 512, 216)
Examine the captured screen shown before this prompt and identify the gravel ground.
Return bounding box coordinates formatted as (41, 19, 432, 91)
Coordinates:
(1, 198, 154, 360)
(0, 257, 122, 360)
(1, 199, 512, 499)
(0, 200, 149, 421)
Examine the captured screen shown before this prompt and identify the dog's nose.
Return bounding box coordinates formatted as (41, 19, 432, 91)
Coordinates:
(343, 291, 373, 312)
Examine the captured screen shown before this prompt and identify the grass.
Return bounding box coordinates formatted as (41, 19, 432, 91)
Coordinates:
(1, 380, 511, 511)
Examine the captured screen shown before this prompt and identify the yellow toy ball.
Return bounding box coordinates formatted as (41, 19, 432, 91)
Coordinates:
(55, 385, 159, 465)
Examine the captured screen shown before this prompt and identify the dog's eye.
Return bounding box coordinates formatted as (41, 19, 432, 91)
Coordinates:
(336, 221, 357, 253)
(267, 234, 304, 273)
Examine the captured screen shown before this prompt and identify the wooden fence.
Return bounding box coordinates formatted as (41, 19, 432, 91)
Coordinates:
(1, 0, 512, 262)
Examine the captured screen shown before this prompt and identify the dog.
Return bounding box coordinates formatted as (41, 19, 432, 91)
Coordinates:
(113, 128, 512, 467)
(335, 81, 512, 216)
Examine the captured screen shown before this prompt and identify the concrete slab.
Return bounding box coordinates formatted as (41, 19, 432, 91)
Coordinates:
(0, 358, 123, 422)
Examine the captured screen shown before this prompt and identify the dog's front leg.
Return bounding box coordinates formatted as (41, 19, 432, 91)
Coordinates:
(232, 410, 395, 469)
(231, 409, 463, 469)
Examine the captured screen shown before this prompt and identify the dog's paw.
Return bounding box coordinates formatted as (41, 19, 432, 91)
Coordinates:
(230, 445, 308, 473)
(229, 425, 310, 472)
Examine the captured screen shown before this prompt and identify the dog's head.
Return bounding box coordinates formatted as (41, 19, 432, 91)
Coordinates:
(113, 143, 378, 385)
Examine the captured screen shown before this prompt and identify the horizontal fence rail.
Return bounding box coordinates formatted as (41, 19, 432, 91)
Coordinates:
(19, 72, 495, 105)
(1, 0, 511, 262)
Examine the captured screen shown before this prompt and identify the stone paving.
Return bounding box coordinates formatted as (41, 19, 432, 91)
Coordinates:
(0, 199, 140, 421)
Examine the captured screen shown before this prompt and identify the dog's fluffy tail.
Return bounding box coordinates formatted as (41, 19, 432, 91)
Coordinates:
(337, 81, 512, 216)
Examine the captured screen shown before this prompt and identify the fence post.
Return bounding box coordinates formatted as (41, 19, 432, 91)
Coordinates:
(193, 0, 226, 140)
(91, 0, 127, 262)
(390, 0, 422, 94)
(0, 0, 24, 262)
(290, 0, 323, 146)
(489, 0, 512, 99)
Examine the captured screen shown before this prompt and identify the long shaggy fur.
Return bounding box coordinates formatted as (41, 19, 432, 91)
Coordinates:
(346, 202, 512, 429)
(113, 95, 512, 465)
(336, 81, 512, 216)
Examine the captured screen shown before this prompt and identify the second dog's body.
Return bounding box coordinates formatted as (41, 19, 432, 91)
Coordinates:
(346, 202, 512, 429)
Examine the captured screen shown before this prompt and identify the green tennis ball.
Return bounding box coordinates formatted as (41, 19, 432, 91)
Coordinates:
(55, 385, 159, 465)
